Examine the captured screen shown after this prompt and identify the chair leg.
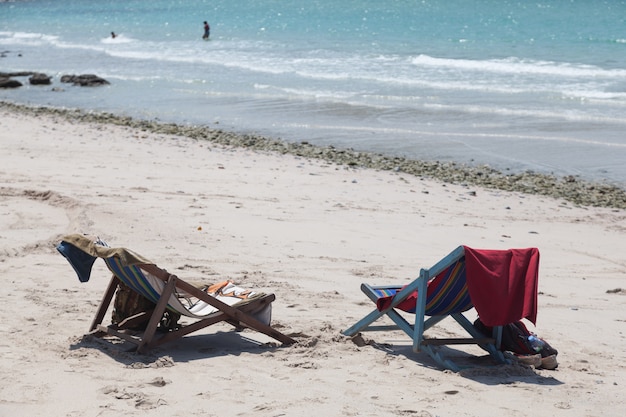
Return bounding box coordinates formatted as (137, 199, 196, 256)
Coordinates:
(452, 314, 509, 365)
(90, 275, 119, 332)
(420, 344, 461, 372)
(412, 274, 428, 353)
(136, 275, 177, 353)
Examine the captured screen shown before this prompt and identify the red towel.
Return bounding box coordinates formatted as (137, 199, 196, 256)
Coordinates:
(463, 246, 539, 326)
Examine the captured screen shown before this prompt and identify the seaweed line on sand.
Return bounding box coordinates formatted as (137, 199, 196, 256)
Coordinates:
(2, 100, 625, 210)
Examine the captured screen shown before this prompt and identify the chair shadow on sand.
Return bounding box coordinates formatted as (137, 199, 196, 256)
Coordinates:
(69, 327, 291, 367)
(354, 333, 563, 386)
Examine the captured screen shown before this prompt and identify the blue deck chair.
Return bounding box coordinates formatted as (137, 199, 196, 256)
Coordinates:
(343, 246, 539, 371)
(57, 234, 295, 353)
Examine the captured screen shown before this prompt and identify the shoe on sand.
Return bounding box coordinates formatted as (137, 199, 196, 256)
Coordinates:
(515, 353, 542, 368)
(540, 354, 558, 370)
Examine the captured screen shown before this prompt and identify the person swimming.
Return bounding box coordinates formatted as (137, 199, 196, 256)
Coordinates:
(111, 32, 117, 39)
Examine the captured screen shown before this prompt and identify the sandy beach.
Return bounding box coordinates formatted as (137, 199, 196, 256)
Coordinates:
(1, 104, 625, 416)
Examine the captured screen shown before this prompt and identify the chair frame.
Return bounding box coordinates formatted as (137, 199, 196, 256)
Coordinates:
(343, 246, 508, 371)
(89, 263, 295, 353)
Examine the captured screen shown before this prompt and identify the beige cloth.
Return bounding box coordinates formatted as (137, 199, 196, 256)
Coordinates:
(61, 233, 154, 267)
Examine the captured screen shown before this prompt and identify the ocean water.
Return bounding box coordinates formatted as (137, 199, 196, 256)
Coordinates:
(2, 0, 626, 186)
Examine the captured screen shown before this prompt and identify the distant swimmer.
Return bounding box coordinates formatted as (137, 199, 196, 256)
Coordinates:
(111, 32, 117, 39)
(202, 21, 210, 40)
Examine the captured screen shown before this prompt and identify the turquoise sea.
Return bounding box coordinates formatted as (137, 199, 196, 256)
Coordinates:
(2, 0, 626, 186)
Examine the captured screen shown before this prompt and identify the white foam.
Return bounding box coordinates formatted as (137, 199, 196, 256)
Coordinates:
(411, 54, 626, 79)
(101, 34, 135, 44)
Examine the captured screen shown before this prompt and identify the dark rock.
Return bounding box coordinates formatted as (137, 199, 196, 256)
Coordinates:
(0, 77, 22, 88)
(0, 71, 35, 77)
(60, 74, 110, 86)
(29, 73, 52, 85)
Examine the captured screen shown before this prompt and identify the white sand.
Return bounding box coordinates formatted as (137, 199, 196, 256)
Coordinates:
(1, 106, 625, 416)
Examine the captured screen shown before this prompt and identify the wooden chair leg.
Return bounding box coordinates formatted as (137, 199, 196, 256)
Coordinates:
(136, 275, 177, 353)
(90, 275, 120, 332)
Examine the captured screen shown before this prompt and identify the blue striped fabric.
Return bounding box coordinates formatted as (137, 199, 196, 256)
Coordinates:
(373, 258, 473, 315)
(105, 257, 165, 305)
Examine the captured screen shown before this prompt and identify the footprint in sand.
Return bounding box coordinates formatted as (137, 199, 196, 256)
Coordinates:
(100, 378, 170, 409)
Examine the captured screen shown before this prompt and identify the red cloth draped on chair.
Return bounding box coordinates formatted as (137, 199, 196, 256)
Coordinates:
(463, 246, 539, 326)
(375, 247, 539, 327)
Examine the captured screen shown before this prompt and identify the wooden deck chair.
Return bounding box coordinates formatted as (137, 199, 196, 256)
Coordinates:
(342, 246, 540, 371)
(57, 234, 295, 353)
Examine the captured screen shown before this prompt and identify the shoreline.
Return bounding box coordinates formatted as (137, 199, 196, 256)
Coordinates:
(2, 100, 625, 210)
